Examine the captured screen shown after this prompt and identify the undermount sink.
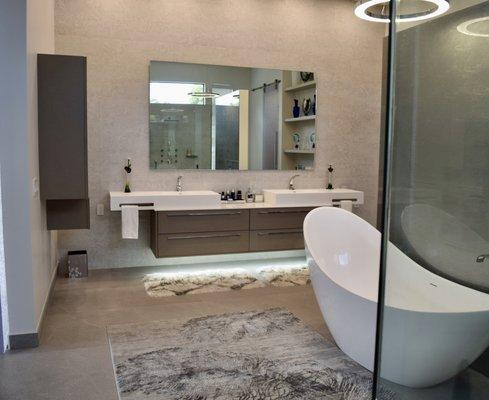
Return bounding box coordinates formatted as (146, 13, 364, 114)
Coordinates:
(263, 188, 364, 207)
(109, 190, 221, 211)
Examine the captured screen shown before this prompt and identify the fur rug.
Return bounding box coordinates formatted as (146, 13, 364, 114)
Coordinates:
(108, 308, 398, 400)
(143, 265, 310, 297)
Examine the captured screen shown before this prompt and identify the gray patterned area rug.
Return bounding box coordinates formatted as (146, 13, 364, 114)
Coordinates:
(108, 308, 397, 400)
(143, 265, 310, 297)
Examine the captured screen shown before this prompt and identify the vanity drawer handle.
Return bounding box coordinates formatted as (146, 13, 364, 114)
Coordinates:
(167, 211, 242, 217)
(119, 202, 154, 207)
(257, 230, 303, 236)
(257, 210, 307, 214)
(332, 198, 357, 202)
(167, 233, 242, 240)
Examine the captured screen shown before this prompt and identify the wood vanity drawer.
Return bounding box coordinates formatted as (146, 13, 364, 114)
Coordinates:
(157, 230, 249, 257)
(157, 209, 249, 234)
(250, 208, 314, 230)
(250, 229, 304, 252)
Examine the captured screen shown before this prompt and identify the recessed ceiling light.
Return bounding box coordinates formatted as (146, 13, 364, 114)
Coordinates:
(457, 16, 489, 37)
(354, 0, 450, 23)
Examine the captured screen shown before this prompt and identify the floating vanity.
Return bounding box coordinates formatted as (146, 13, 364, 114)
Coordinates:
(109, 189, 363, 258)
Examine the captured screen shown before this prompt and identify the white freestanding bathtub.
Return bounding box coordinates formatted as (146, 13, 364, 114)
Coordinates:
(304, 207, 489, 388)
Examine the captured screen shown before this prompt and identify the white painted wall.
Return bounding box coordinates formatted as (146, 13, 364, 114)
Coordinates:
(27, 0, 58, 331)
(0, 0, 36, 338)
(0, 170, 9, 350)
(0, 0, 56, 340)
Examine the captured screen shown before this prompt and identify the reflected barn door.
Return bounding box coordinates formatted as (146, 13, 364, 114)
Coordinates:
(262, 86, 279, 170)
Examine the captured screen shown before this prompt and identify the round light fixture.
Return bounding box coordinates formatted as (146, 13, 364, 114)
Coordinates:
(354, 0, 450, 23)
(457, 16, 489, 37)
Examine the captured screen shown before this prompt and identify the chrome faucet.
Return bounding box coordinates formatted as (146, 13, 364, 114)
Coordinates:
(289, 174, 300, 190)
(176, 176, 183, 192)
(476, 254, 489, 263)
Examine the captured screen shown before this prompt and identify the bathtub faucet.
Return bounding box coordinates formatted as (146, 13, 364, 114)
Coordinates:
(476, 254, 489, 263)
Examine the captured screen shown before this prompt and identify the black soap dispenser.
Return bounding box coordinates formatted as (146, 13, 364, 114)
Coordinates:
(327, 164, 334, 190)
(124, 159, 132, 193)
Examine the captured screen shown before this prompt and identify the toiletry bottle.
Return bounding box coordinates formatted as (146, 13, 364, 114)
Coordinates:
(246, 188, 254, 203)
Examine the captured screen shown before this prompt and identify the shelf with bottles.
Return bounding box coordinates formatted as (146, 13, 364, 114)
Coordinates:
(284, 115, 316, 123)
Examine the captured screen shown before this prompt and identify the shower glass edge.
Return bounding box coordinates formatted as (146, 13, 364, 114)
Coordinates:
(373, 0, 489, 399)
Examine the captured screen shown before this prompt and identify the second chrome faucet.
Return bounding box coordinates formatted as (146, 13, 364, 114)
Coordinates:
(176, 176, 183, 192)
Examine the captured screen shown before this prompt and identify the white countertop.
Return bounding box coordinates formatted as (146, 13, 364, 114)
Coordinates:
(109, 189, 363, 211)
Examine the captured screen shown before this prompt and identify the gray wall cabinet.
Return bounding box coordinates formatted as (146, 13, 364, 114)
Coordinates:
(38, 54, 89, 230)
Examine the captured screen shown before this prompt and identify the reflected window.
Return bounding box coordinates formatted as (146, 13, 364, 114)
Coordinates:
(150, 82, 205, 105)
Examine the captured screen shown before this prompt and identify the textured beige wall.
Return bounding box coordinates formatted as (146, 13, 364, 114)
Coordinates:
(55, 0, 384, 268)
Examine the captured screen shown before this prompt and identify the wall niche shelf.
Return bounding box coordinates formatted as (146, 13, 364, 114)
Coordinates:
(284, 115, 316, 123)
(283, 149, 315, 155)
(284, 80, 316, 92)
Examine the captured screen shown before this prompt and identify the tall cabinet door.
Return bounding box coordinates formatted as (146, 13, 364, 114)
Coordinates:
(38, 54, 89, 230)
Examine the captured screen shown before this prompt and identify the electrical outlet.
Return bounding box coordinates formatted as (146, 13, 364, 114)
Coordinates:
(32, 177, 39, 198)
(96, 203, 104, 216)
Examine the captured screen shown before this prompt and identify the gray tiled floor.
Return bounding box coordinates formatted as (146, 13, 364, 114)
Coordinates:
(1, 267, 488, 400)
(0, 267, 331, 400)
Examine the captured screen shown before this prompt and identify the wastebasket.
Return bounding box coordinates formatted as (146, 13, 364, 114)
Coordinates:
(67, 250, 88, 278)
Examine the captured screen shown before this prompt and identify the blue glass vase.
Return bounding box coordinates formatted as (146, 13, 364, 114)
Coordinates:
(293, 99, 300, 118)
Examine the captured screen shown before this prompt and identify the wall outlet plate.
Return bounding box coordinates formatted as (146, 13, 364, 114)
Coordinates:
(96, 203, 104, 216)
(32, 177, 39, 198)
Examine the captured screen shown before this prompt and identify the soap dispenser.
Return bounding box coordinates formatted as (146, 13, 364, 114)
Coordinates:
(124, 159, 132, 193)
(327, 164, 334, 190)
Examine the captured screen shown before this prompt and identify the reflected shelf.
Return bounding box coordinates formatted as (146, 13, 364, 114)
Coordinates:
(284, 81, 316, 92)
(284, 115, 316, 123)
(283, 149, 315, 155)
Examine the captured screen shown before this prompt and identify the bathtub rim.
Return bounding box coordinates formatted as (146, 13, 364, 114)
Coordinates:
(304, 207, 489, 314)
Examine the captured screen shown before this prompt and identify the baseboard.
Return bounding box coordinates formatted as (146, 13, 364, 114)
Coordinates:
(8, 263, 58, 351)
(36, 262, 58, 338)
(9, 332, 39, 350)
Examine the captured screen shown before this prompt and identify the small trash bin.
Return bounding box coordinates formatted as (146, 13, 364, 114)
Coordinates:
(67, 250, 88, 278)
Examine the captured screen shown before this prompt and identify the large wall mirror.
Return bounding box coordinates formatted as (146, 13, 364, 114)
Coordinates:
(149, 61, 316, 171)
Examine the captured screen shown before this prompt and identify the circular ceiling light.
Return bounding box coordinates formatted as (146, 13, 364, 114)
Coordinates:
(457, 16, 489, 37)
(354, 0, 450, 23)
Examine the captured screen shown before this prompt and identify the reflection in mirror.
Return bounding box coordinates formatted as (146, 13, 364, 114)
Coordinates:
(149, 61, 316, 171)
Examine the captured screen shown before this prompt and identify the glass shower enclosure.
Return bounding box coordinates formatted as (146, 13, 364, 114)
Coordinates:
(375, 1, 489, 399)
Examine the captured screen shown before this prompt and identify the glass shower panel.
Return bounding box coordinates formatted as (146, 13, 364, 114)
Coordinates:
(214, 91, 240, 170)
(376, 1, 489, 399)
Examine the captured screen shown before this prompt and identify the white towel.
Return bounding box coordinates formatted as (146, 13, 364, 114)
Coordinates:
(121, 205, 139, 239)
(340, 200, 353, 212)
